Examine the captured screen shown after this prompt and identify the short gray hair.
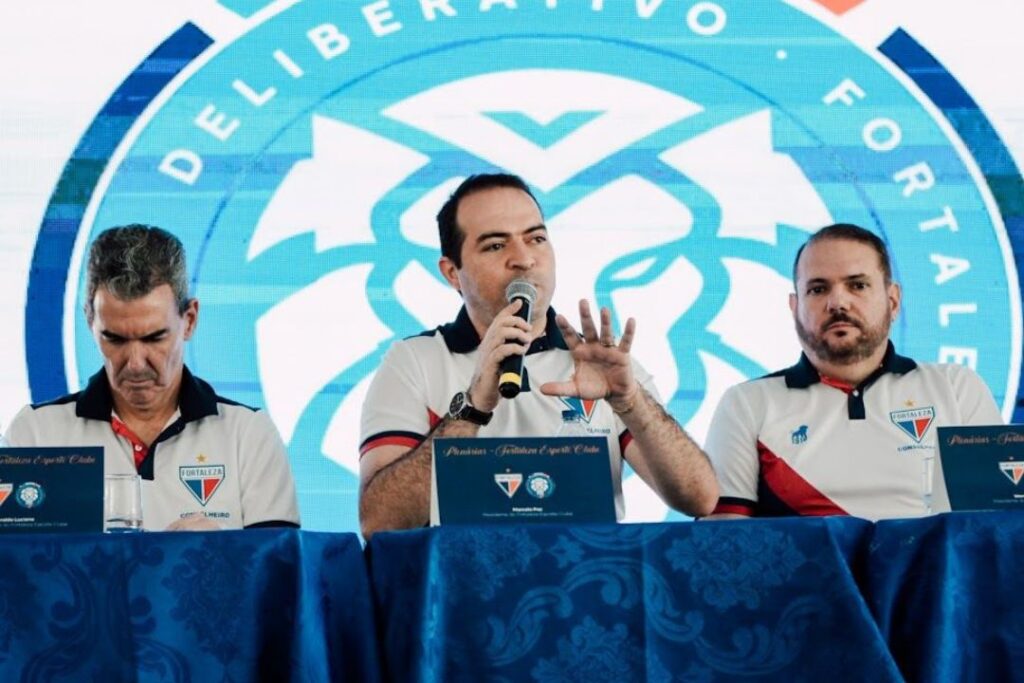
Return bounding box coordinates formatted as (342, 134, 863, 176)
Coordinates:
(84, 224, 191, 323)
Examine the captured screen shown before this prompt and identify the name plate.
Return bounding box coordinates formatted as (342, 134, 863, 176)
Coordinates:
(434, 436, 616, 524)
(937, 425, 1024, 511)
(0, 447, 104, 533)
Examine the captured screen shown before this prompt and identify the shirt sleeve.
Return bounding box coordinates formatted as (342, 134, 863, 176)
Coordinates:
(704, 383, 761, 515)
(359, 340, 434, 457)
(3, 404, 40, 446)
(238, 409, 300, 527)
(950, 364, 1004, 424)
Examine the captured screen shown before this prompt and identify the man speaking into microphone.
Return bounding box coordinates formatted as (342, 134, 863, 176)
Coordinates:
(357, 173, 717, 538)
(497, 278, 536, 398)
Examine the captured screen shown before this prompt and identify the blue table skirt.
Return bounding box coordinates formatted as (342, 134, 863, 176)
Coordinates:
(368, 517, 906, 682)
(4, 514, 1022, 682)
(865, 512, 1024, 683)
(0, 529, 379, 683)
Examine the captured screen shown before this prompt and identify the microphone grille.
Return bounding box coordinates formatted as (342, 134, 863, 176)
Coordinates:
(505, 279, 537, 304)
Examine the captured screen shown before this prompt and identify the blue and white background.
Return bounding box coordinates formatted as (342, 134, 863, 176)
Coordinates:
(1, 0, 1021, 532)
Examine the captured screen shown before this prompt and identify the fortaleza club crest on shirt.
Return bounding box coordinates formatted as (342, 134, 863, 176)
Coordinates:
(559, 398, 598, 423)
(179, 465, 225, 506)
(890, 407, 936, 443)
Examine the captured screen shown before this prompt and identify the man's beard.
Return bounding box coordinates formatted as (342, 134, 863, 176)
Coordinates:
(795, 309, 891, 365)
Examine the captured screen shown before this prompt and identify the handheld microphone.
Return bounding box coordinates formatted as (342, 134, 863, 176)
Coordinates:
(498, 279, 537, 399)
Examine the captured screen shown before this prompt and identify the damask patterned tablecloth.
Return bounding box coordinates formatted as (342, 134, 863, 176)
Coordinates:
(368, 518, 904, 682)
(864, 511, 1024, 683)
(0, 529, 379, 683)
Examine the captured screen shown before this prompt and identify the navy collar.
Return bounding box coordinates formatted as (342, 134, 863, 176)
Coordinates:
(76, 365, 219, 423)
(438, 306, 569, 355)
(782, 341, 917, 390)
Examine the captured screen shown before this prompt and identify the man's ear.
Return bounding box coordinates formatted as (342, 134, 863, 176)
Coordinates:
(438, 257, 461, 292)
(788, 291, 798, 316)
(182, 299, 199, 340)
(888, 281, 902, 320)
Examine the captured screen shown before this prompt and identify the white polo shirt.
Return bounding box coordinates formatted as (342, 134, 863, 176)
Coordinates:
(705, 344, 1002, 520)
(360, 307, 659, 521)
(5, 367, 300, 531)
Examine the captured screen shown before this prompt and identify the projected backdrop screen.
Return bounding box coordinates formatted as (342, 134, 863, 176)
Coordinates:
(4, 0, 1022, 531)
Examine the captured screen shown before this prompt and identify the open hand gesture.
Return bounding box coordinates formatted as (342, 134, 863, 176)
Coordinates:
(540, 300, 639, 411)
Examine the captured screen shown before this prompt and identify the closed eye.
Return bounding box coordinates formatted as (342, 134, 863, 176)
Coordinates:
(102, 334, 127, 345)
(101, 330, 169, 344)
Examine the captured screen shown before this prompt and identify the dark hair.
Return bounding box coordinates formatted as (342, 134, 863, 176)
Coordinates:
(436, 173, 541, 268)
(793, 223, 893, 286)
(84, 224, 191, 323)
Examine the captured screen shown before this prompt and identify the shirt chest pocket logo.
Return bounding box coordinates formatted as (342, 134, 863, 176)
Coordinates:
(890, 407, 935, 443)
(179, 465, 226, 506)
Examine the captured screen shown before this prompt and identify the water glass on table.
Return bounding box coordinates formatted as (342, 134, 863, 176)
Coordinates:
(921, 452, 935, 515)
(104, 473, 143, 532)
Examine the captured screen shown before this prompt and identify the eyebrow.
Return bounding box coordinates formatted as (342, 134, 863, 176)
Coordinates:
(475, 224, 548, 244)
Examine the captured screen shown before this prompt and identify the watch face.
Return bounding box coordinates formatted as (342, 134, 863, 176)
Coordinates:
(449, 392, 466, 417)
(448, 391, 491, 425)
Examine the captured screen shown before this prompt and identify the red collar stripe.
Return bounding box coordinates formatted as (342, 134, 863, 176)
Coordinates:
(110, 417, 148, 471)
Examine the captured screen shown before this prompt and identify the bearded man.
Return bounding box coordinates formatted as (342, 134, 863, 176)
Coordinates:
(704, 223, 1002, 520)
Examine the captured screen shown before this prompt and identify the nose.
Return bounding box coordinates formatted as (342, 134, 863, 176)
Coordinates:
(506, 240, 535, 271)
(826, 290, 850, 313)
(125, 342, 147, 372)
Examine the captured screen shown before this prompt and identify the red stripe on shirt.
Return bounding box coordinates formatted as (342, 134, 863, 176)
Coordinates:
(361, 408, 442, 460)
(711, 502, 754, 516)
(619, 430, 633, 453)
(359, 435, 421, 457)
(757, 440, 847, 516)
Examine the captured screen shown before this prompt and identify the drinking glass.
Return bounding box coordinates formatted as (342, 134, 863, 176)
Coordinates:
(104, 473, 143, 532)
(921, 453, 935, 515)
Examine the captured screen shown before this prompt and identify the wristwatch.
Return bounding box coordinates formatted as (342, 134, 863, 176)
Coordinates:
(448, 391, 493, 426)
